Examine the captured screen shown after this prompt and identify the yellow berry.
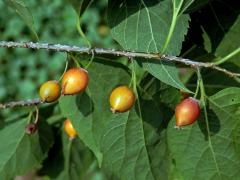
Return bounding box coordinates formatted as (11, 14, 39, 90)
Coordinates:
(39, 80, 61, 102)
(109, 86, 135, 113)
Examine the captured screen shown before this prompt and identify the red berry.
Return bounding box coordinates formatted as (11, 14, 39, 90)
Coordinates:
(175, 97, 200, 127)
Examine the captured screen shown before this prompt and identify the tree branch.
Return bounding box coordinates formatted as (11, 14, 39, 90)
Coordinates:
(0, 41, 239, 109)
(0, 41, 239, 78)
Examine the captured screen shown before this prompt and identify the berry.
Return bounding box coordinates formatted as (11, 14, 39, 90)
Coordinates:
(64, 119, 77, 139)
(39, 80, 61, 102)
(62, 68, 89, 95)
(109, 86, 135, 113)
(25, 123, 37, 134)
(175, 97, 200, 127)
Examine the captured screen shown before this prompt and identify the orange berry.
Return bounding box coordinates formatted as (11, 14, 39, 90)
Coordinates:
(175, 97, 200, 127)
(39, 80, 61, 102)
(62, 68, 89, 95)
(64, 119, 77, 139)
(109, 86, 135, 113)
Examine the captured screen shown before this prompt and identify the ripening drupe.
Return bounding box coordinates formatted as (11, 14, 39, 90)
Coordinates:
(62, 68, 89, 95)
(109, 86, 135, 113)
(175, 97, 200, 127)
(39, 80, 61, 103)
(25, 123, 37, 135)
(64, 119, 78, 139)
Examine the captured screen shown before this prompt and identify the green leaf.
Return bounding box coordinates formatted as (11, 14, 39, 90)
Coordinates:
(140, 100, 170, 179)
(214, 16, 240, 66)
(57, 135, 96, 180)
(59, 93, 103, 165)
(0, 118, 53, 179)
(139, 79, 183, 179)
(108, 0, 189, 55)
(167, 87, 240, 179)
(201, 0, 240, 66)
(108, 0, 191, 92)
(141, 60, 192, 93)
(3, 0, 38, 40)
(38, 127, 65, 179)
(69, 0, 93, 16)
(101, 107, 154, 180)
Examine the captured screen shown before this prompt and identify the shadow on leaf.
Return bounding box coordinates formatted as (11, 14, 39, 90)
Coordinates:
(197, 109, 221, 140)
(76, 92, 94, 117)
(38, 127, 64, 178)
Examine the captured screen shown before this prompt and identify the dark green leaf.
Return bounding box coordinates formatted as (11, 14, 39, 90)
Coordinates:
(214, 16, 240, 66)
(201, 0, 240, 66)
(57, 135, 97, 180)
(184, 0, 210, 13)
(201, 63, 240, 95)
(139, 79, 183, 179)
(0, 118, 53, 179)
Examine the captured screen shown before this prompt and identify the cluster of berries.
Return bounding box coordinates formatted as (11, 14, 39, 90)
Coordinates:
(27, 67, 200, 138)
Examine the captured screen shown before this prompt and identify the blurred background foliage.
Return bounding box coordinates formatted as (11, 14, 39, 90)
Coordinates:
(0, 0, 116, 117)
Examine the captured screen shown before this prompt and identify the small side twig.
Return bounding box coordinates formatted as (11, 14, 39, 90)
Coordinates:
(0, 99, 43, 109)
(34, 106, 39, 124)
